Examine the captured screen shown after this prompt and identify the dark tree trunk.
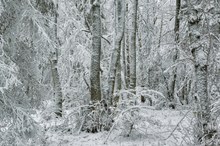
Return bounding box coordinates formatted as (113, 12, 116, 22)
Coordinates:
(90, 0, 102, 102)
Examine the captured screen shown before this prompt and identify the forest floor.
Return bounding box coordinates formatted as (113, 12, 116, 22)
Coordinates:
(34, 108, 194, 146)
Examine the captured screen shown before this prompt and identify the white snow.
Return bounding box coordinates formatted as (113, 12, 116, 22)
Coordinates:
(34, 109, 193, 146)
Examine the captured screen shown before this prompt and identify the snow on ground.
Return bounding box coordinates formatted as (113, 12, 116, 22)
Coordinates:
(33, 109, 193, 146)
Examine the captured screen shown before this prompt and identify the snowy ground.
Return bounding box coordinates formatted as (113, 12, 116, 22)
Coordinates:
(35, 109, 194, 146)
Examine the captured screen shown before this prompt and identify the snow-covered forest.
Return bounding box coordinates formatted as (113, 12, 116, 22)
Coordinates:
(0, 0, 220, 145)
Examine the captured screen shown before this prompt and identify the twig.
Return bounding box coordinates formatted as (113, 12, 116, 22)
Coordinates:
(83, 72, 91, 92)
(101, 36, 111, 45)
(78, 115, 86, 135)
(165, 110, 191, 140)
(81, 29, 111, 45)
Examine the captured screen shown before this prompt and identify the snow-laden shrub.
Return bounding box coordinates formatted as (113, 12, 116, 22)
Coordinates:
(78, 101, 114, 133)
(103, 88, 186, 143)
(0, 94, 44, 145)
(61, 88, 175, 138)
(51, 100, 114, 135)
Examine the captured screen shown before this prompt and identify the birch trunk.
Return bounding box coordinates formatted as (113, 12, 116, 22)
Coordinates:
(90, 0, 102, 102)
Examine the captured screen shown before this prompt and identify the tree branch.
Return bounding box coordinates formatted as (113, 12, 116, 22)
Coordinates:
(81, 29, 111, 45)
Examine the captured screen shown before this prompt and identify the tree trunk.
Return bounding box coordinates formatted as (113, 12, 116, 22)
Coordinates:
(90, 0, 102, 102)
(108, 0, 125, 105)
(114, 49, 122, 106)
(170, 0, 181, 104)
(51, 0, 63, 117)
(137, 11, 144, 87)
(129, 0, 138, 91)
(174, 0, 180, 42)
(125, 3, 130, 88)
(121, 31, 127, 90)
(187, 0, 216, 144)
(51, 54, 63, 117)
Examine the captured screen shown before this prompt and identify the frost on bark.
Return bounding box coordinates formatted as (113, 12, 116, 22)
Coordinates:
(108, 0, 125, 105)
(90, 0, 102, 102)
(129, 0, 138, 91)
(187, 0, 217, 144)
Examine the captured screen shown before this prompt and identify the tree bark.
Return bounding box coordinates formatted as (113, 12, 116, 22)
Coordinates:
(129, 0, 138, 91)
(90, 0, 102, 102)
(137, 10, 144, 87)
(125, 3, 130, 88)
(174, 0, 181, 42)
(170, 0, 181, 104)
(187, 0, 216, 144)
(51, 54, 63, 117)
(121, 31, 127, 90)
(114, 48, 122, 106)
(50, 0, 63, 117)
(108, 0, 125, 105)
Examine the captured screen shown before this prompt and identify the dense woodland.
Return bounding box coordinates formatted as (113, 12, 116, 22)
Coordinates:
(1, 0, 220, 145)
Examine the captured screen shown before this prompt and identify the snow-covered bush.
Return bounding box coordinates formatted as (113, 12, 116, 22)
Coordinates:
(0, 49, 43, 145)
(73, 101, 114, 133)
